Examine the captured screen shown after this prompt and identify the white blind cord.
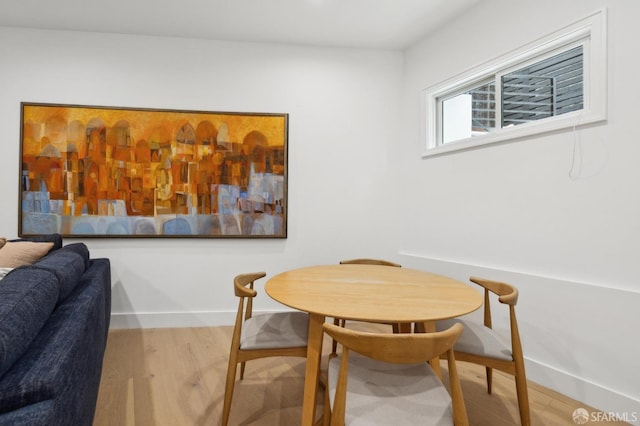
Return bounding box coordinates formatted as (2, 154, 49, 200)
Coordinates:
(568, 114, 582, 180)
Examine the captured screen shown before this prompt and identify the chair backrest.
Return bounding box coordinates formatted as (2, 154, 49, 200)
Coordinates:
(469, 276, 518, 329)
(324, 321, 461, 364)
(232, 272, 266, 334)
(339, 258, 401, 267)
(323, 322, 468, 425)
(234, 272, 265, 298)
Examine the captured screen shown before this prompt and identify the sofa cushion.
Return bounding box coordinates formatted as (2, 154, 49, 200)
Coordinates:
(0, 260, 110, 422)
(58, 243, 91, 271)
(0, 241, 54, 268)
(0, 268, 59, 379)
(30, 245, 89, 303)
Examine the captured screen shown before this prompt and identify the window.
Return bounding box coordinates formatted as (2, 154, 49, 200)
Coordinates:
(422, 9, 606, 157)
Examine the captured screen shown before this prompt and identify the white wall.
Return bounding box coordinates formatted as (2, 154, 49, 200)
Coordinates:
(398, 0, 640, 420)
(0, 27, 403, 326)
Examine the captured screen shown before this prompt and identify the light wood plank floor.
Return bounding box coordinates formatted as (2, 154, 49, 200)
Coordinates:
(94, 324, 628, 426)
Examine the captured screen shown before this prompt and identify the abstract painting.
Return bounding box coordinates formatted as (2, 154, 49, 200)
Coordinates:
(19, 103, 288, 238)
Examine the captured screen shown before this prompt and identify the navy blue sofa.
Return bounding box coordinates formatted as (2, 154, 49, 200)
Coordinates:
(0, 234, 111, 425)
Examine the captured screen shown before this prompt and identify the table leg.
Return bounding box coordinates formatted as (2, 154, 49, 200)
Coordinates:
(416, 321, 443, 379)
(302, 313, 325, 426)
(397, 322, 412, 333)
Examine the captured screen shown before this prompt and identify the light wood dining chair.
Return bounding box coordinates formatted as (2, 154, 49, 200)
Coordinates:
(436, 276, 530, 426)
(322, 322, 468, 426)
(222, 272, 309, 426)
(332, 259, 403, 355)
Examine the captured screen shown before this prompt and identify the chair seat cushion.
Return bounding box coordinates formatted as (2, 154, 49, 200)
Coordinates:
(328, 355, 453, 425)
(240, 311, 309, 350)
(437, 318, 512, 361)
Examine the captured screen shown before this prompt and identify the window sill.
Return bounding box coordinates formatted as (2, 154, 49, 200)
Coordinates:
(421, 109, 606, 158)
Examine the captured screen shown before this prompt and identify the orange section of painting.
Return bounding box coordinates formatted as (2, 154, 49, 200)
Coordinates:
(22, 105, 285, 149)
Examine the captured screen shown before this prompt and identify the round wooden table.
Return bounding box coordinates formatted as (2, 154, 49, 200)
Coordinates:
(265, 264, 483, 425)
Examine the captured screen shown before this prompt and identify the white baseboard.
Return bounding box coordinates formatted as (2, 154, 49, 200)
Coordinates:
(109, 311, 234, 329)
(109, 309, 272, 329)
(526, 358, 639, 424)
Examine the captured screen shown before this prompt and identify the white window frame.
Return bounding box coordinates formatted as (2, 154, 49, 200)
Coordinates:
(421, 8, 607, 158)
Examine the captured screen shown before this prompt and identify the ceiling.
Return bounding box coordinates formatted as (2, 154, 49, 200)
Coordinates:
(0, 0, 479, 50)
